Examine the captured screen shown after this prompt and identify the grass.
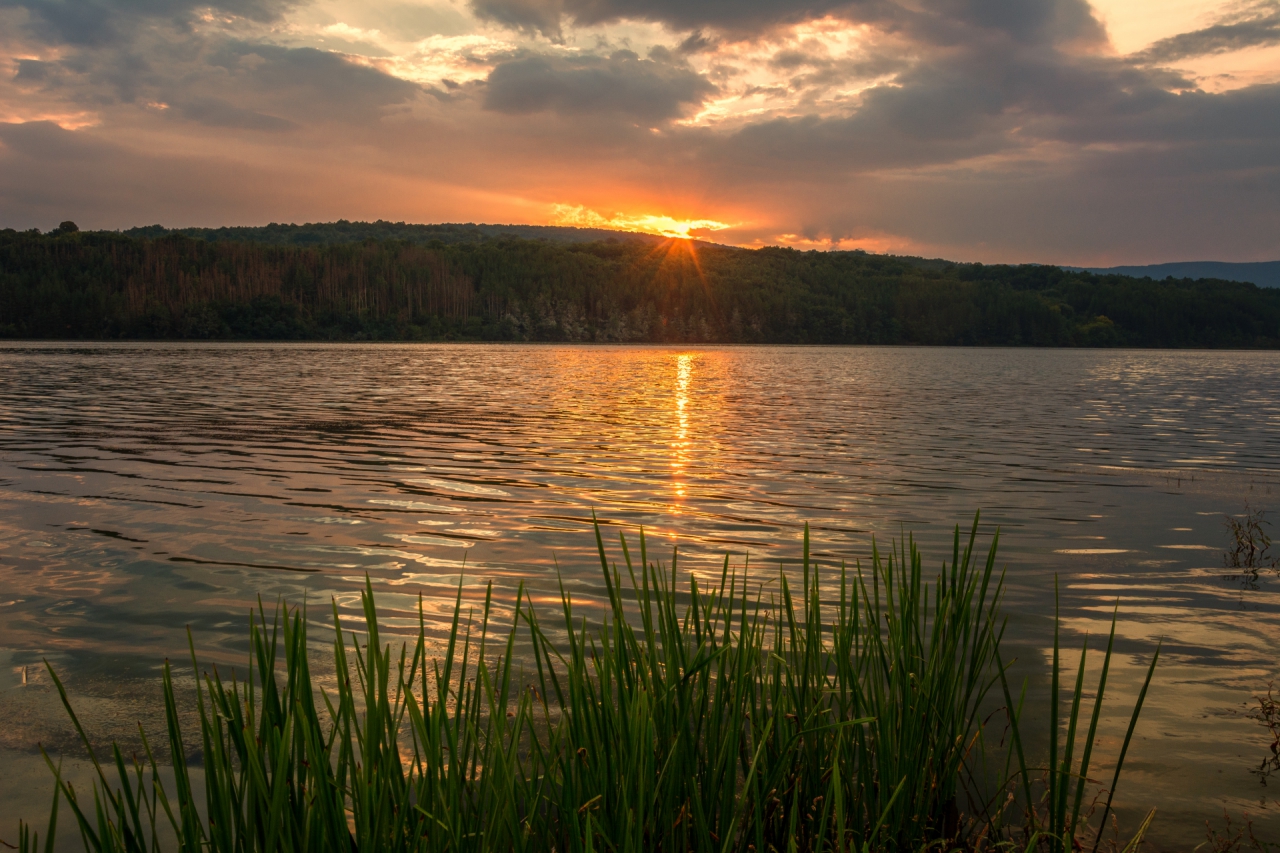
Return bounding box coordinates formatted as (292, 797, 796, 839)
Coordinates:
(9, 516, 1160, 853)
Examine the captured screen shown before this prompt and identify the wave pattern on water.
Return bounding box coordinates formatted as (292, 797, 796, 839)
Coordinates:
(0, 343, 1279, 843)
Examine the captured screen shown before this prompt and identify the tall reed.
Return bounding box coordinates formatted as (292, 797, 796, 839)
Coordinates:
(11, 518, 1158, 853)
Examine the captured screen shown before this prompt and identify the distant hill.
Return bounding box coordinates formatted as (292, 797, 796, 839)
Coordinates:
(111, 223, 1280, 291)
(1071, 261, 1280, 288)
(4, 226, 1280, 347)
(121, 220, 668, 247)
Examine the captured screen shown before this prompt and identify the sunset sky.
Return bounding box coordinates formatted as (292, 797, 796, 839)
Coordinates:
(1, 0, 1277, 264)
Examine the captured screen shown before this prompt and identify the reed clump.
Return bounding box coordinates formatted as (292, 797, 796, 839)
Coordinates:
(11, 518, 1159, 853)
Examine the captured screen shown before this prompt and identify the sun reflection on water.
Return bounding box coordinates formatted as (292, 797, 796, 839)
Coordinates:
(671, 353, 694, 513)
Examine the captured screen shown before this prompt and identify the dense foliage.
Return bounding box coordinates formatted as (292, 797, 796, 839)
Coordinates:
(3, 227, 1279, 346)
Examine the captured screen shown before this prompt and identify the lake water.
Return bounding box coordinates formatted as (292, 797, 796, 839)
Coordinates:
(1, 343, 1278, 847)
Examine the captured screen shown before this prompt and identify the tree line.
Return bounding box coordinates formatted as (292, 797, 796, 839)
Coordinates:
(2, 226, 1278, 347)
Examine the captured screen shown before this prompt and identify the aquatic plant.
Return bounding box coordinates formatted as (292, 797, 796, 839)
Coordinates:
(1201, 809, 1279, 853)
(996, 584, 1159, 853)
(1248, 682, 1280, 786)
(8, 519, 1159, 852)
(1224, 504, 1278, 573)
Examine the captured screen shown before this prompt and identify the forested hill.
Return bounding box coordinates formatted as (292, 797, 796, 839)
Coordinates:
(3, 226, 1279, 347)
(121, 220, 668, 247)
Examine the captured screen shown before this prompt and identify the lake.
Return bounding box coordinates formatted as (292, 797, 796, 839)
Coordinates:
(1, 343, 1278, 846)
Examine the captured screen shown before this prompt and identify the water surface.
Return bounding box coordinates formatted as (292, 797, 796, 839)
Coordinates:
(1, 343, 1278, 846)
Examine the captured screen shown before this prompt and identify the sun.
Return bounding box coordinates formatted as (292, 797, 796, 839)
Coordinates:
(551, 205, 734, 240)
(628, 214, 731, 240)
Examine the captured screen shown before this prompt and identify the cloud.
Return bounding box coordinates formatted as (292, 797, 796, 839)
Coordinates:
(484, 49, 715, 121)
(1044, 80, 1280, 146)
(1134, 3, 1280, 64)
(916, 0, 1107, 48)
(178, 97, 296, 131)
(471, 0, 565, 38)
(6, 33, 426, 125)
(469, 0, 1106, 47)
(571, 0, 859, 33)
(13, 59, 52, 82)
(205, 43, 424, 117)
(704, 28, 1124, 175)
(724, 61, 1275, 184)
(0, 0, 296, 46)
(467, 0, 866, 39)
(0, 0, 1277, 266)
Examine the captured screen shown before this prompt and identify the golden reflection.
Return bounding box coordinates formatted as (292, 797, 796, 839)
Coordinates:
(671, 353, 694, 513)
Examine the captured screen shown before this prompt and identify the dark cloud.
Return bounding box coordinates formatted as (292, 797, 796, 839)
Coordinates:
(470, 0, 870, 39)
(1135, 6, 1280, 63)
(718, 89, 1013, 176)
(178, 97, 296, 131)
(677, 30, 716, 54)
(1045, 82, 1280, 146)
(761, 40, 907, 92)
(769, 50, 815, 71)
(470, 0, 1105, 48)
(206, 44, 422, 116)
(712, 47, 1078, 175)
(484, 49, 715, 121)
(917, 0, 1106, 47)
(471, 0, 565, 38)
(4, 44, 159, 105)
(14, 36, 424, 123)
(13, 59, 52, 82)
(693, 6, 1280, 189)
(0, 0, 295, 46)
(1, 0, 118, 46)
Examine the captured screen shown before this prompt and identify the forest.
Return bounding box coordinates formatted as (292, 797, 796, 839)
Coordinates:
(3, 223, 1279, 347)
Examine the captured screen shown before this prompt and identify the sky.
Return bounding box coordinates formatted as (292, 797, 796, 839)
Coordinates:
(0, 0, 1278, 264)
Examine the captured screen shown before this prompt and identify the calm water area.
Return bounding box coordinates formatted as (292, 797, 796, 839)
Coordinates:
(1, 343, 1278, 847)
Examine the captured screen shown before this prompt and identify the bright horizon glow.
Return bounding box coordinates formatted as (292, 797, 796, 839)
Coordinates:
(551, 205, 735, 240)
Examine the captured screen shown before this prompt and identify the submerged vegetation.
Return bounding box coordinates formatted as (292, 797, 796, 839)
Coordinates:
(1224, 505, 1278, 574)
(10, 521, 1160, 852)
(2, 225, 1278, 346)
(1249, 682, 1280, 786)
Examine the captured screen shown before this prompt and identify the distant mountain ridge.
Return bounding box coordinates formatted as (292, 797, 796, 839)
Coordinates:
(1069, 261, 1280, 288)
